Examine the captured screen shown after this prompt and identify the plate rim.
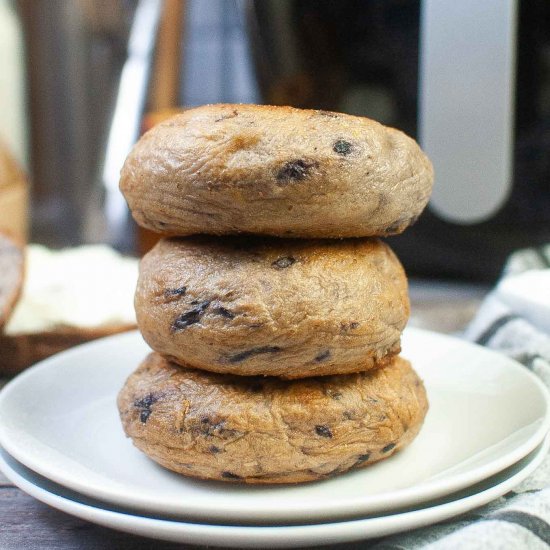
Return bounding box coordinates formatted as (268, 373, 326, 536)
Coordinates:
(0, 327, 549, 523)
(0, 437, 547, 548)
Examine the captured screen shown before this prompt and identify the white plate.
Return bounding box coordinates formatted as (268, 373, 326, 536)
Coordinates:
(0, 439, 547, 548)
(0, 328, 548, 524)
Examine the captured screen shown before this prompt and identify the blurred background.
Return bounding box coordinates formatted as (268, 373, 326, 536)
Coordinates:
(2, 0, 550, 281)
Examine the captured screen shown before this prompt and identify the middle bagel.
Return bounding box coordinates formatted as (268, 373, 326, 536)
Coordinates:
(136, 237, 409, 378)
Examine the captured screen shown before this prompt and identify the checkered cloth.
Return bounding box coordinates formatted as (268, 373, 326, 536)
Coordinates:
(371, 246, 550, 550)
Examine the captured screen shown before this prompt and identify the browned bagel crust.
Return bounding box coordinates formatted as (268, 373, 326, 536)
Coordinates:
(135, 236, 409, 378)
(120, 104, 433, 238)
(117, 353, 428, 484)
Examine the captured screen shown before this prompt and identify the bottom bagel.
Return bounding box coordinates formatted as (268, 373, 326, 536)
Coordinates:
(117, 353, 428, 484)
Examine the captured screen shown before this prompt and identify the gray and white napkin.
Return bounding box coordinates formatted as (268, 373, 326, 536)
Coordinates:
(371, 245, 550, 550)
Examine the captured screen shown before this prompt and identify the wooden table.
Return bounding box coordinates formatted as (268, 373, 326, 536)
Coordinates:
(0, 280, 488, 549)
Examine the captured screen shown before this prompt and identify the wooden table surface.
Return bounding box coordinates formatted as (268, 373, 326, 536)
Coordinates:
(0, 280, 488, 550)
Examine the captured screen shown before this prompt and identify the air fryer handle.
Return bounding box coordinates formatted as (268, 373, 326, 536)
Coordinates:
(419, 0, 518, 224)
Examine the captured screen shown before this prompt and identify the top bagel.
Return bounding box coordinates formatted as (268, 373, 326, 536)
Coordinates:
(120, 104, 433, 238)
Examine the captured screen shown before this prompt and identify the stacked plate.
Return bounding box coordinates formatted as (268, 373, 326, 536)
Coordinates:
(0, 327, 549, 548)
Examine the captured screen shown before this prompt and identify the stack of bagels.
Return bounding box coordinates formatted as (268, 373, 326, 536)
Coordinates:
(117, 104, 434, 484)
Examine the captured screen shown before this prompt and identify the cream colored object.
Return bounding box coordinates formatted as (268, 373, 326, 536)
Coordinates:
(6, 245, 138, 335)
(0, 245, 138, 375)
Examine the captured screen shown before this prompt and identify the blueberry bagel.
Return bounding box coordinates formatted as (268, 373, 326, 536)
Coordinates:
(118, 353, 428, 484)
(120, 104, 433, 238)
(135, 236, 409, 378)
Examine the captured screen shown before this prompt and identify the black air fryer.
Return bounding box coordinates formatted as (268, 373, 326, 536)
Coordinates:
(247, 0, 550, 281)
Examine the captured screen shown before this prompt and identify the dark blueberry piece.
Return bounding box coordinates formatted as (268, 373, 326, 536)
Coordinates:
(272, 256, 296, 269)
(171, 300, 210, 331)
(221, 471, 241, 480)
(218, 427, 241, 439)
(215, 109, 238, 122)
(325, 388, 342, 399)
(340, 321, 360, 332)
(164, 286, 187, 298)
(276, 159, 318, 183)
(315, 425, 333, 438)
(213, 307, 235, 319)
(134, 393, 159, 424)
(333, 140, 353, 156)
(382, 443, 396, 453)
(356, 453, 370, 464)
(385, 218, 407, 234)
(227, 346, 282, 363)
(134, 394, 158, 409)
(315, 350, 331, 362)
(316, 110, 339, 118)
(209, 445, 222, 454)
(199, 417, 226, 437)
